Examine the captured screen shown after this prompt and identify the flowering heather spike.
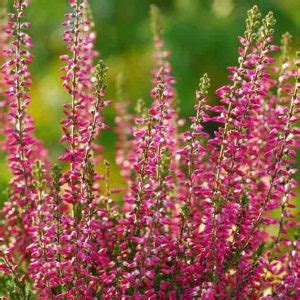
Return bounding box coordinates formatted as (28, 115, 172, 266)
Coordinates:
(206, 5, 262, 209)
(150, 4, 178, 157)
(60, 0, 105, 206)
(59, 1, 113, 295)
(76, 0, 99, 129)
(121, 7, 179, 264)
(0, 0, 49, 260)
(210, 4, 261, 196)
(27, 160, 54, 294)
(229, 51, 300, 298)
(198, 6, 283, 296)
(178, 73, 210, 240)
(172, 74, 211, 289)
(148, 9, 181, 268)
(0, 0, 8, 137)
(81, 59, 110, 168)
(80, 59, 110, 180)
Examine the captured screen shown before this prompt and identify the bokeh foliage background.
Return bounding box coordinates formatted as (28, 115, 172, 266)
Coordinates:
(1, 0, 300, 199)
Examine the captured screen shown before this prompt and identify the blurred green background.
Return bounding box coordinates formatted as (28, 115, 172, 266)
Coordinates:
(1, 0, 299, 194)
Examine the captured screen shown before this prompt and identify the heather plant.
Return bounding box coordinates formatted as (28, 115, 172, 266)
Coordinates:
(0, 0, 299, 299)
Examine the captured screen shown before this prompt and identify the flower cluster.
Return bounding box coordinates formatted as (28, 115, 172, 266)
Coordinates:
(0, 0, 48, 261)
(0, 1, 299, 299)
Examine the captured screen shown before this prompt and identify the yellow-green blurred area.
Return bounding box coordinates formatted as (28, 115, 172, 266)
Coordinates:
(0, 0, 300, 206)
